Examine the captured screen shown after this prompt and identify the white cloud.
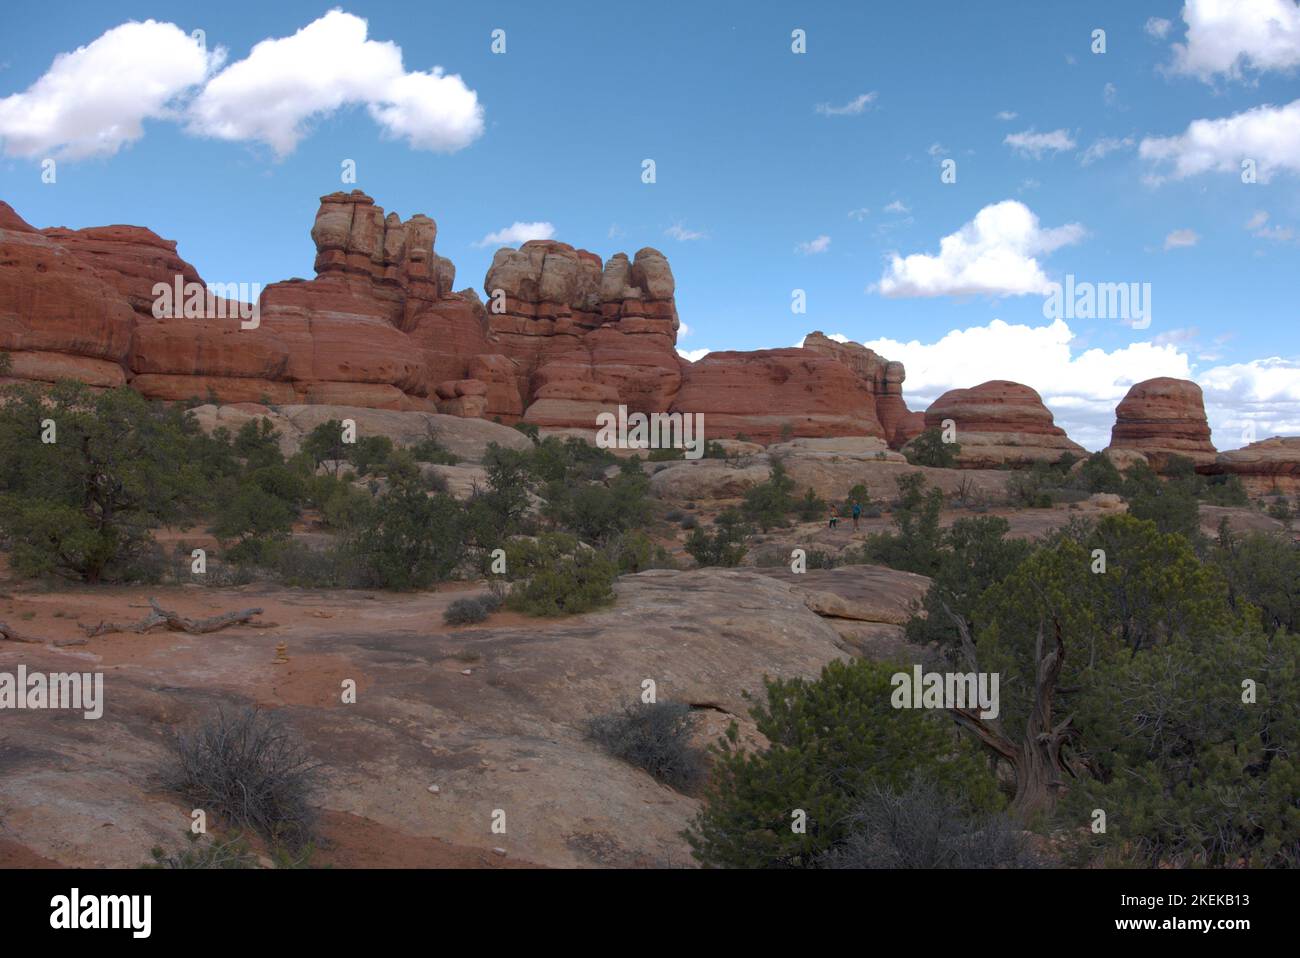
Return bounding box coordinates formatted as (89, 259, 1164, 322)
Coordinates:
(678, 321, 691, 338)
(1004, 128, 1077, 158)
(677, 347, 712, 362)
(1139, 99, 1300, 183)
(665, 222, 707, 242)
(884, 200, 910, 214)
(1145, 17, 1173, 39)
(847, 207, 871, 221)
(188, 10, 482, 156)
(860, 317, 1300, 449)
(0, 20, 217, 159)
(1245, 209, 1297, 241)
(1164, 228, 1200, 249)
(474, 221, 555, 247)
(927, 142, 948, 157)
(1103, 82, 1118, 105)
(995, 110, 1018, 121)
(815, 92, 877, 116)
(795, 235, 831, 255)
(876, 200, 1085, 299)
(1170, 0, 1300, 81)
(1079, 135, 1135, 165)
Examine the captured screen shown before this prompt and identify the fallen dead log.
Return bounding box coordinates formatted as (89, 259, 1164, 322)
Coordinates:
(0, 621, 44, 644)
(78, 598, 264, 637)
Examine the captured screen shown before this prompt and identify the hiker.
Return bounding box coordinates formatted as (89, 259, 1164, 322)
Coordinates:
(828, 506, 839, 529)
(851, 500, 862, 531)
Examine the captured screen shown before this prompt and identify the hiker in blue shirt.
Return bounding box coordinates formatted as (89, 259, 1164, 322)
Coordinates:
(851, 500, 862, 531)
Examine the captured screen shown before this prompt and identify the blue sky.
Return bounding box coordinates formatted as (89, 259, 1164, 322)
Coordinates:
(2, 0, 1299, 448)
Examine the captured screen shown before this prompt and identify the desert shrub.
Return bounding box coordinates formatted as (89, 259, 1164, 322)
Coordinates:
(0, 383, 211, 582)
(443, 594, 499, 626)
(685, 658, 1000, 868)
(816, 778, 1040, 869)
(741, 459, 797, 531)
(1126, 474, 1201, 542)
(1075, 452, 1123, 494)
(586, 700, 705, 792)
(703, 440, 730, 459)
(680, 514, 698, 530)
(1212, 522, 1300, 633)
(232, 417, 284, 471)
(1200, 474, 1248, 506)
(805, 549, 839, 569)
(664, 509, 685, 523)
(611, 529, 677, 573)
(905, 515, 1032, 648)
(408, 431, 459, 465)
(166, 707, 318, 849)
(512, 421, 540, 444)
(685, 508, 751, 567)
(541, 468, 651, 544)
(299, 419, 349, 473)
(648, 445, 685, 461)
(843, 483, 871, 513)
(904, 427, 959, 468)
(527, 435, 617, 484)
(862, 473, 944, 575)
(796, 487, 826, 521)
(147, 832, 259, 869)
(345, 435, 394, 476)
(345, 477, 465, 589)
(503, 532, 617, 616)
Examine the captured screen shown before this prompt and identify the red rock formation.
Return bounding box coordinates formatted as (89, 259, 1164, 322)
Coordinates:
(1108, 377, 1216, 470)
(1, 192, 926, 443)
(920, 380, 1086, 467)
(1210, 437, 1300, 496)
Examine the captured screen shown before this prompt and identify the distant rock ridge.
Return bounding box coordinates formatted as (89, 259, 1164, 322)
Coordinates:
(2, 194, 1296, 488)
(0, 192, 922, 444)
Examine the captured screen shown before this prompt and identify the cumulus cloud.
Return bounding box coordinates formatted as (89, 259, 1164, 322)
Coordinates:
(189, 11, 483, 155)
(665, 222, 708, 242)
(995, 110, 1018, 121)
(1164, 228, 1200, 249)
(1004, 128, 1077, 158)
(1139, 99, 1300, 183)
(677, 347, 712, 362)
(1169, 0, 1300, 81)
(1079, 136, 1134, 165)
(876, 200, 1085, 299)
(815, 92, 877, 116)
(474, 221, 555, 247)
(0, 12, 483, 160)
(858, 317, 1300, 449)
(0, 20, 216, 159)
(795, 235, 831, 255)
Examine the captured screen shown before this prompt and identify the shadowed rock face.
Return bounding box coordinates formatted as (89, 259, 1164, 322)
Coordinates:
(918, 380, 1086, 468)
(1108, 377, 1217, 470)
(1, 193, 921, 445)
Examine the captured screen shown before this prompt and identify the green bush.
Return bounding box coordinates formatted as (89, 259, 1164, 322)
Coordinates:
(0, 383, 212, 582)
(685, 658, 1000, 868)
(443, 594, 501, 626)
(741, 459, 796, 531)
(344, 477, 465, 589)
(903, 428, 959, 468)
(685, 509, 751, 567)
(862, 473, 944, 575)
(503, 533, 617, 616)
(1076, 452, 1123, 494)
